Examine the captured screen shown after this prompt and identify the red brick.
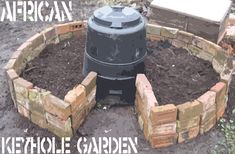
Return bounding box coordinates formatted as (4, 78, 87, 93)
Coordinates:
(152, 122, 176, 136)
(201, 105, 216, 124)
(135, 91, 147, 118)
(44, 94, 71, 120)
(64, 85, 86, 112)
(150, 104, 177, 126)
(178, 126, 199, 143)
(216, 103, 226, 120)
(197, 91, 216, 111)
(136, 74, 152, 99)
(210, 82, 227, 107)
(46, 112, 71, 130)
(143, 120, 152, 140)
(143, 90, 158, 116)
(177, 100, 203, 121)
(55, 21, 84, 35)
(150, 133, 178, 148)
(81, 72, 97, 96)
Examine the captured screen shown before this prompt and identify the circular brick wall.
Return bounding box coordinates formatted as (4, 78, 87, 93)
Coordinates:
(3, 22, 234, 149)
(4, 21, 97, 138)
(135, 24, 234, 148)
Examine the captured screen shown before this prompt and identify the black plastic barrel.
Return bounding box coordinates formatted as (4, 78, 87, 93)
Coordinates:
(82, 6, 147, 103)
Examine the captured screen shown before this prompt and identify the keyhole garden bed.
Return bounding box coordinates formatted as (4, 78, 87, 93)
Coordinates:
(4, 21, 234, 149)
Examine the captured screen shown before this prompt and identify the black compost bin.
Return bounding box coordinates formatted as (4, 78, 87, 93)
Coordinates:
(83, 5, 147, 103)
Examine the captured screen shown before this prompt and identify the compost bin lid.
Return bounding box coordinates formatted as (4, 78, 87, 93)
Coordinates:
(93, 5, 142, 29)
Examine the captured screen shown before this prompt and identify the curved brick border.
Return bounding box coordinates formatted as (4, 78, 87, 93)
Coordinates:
(135, 24, 234, 148)
(3, 21, 234, 148)
(4, 21, 98, 137)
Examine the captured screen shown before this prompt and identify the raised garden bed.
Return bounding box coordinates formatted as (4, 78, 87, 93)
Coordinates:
(3, 21, 234, 149)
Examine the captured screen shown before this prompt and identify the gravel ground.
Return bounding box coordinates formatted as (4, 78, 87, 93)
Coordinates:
(0, 0, 231, 153)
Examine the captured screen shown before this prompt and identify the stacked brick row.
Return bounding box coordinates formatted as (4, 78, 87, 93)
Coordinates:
(135, 23, 233, 148)
(4, 21, 98, 137)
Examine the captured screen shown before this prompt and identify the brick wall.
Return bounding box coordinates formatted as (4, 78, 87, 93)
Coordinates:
(4, 21, 98, 137)
(135, 24, 233, 148)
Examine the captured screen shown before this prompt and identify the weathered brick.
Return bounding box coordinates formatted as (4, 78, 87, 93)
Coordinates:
(200, 116, 216, 134)
(59, 32, 73, 41)
(146, 24, 162, 35)
(192, 36, 220, 57)
(28, 88, 45, 115)
(143, 90, 158, 117)
(18, 104, 30, 119)
(177, 30, 194, 43)
(197, 91, 216, 112)
(178, 126, 199, 143)
(201, 105, 216, 124)
(147, 34, 165, 41)
(46, 112, 71, 130)
(6, 69, 18, 107)
(216, 102, 226, 120)
(13, 78, 33, 105)
(138, 115, 144, 131)
(212, 58, 224, 73)
(187, 45, 202, 56)
(85, 87, 96, 112)
(11, 50, 22, 59)
(44, 94, 71, 120)
(152, 122, 176, 136)
(210, 82, 227, 108)
(177, 116, 200, 131)
(150, 133, 178, 148)
(4, 59, 16, 70)
(27, 33, 45, 50)
(81, 71, 97, 96)
(177, 101, 202, 121)
(150, 104, 177, 126)
(143, 120, 152, 140)
(196, 50, 213, 62)
(171, 39, 187, 48)
(64, 85, 86, 111)
(42, 27, 56, 44)
(31, 112, 47, 129)
(136, 74, 152, 99)
(160, 27, 178, 38)
(72, 108, 86, 131)
(47, 123, 73, 138)
(214, 49, 227, 66)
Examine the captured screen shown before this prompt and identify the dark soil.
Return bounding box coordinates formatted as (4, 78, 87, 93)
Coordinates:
(145, 40, 220, 105)
(22, 37, 220, 104)
(22, 34, 86, 99)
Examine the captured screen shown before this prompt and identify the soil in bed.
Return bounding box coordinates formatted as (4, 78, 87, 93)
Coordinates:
(22, 34, 86, 99)
(145, 40, 220, 105)
(22, 36, 220, 104)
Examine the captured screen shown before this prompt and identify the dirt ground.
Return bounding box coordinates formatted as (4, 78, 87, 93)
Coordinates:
(0, 0, 233, 154)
